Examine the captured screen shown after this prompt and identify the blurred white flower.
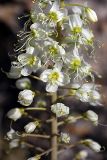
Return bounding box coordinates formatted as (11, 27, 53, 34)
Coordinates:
(16, 78, 31, 90)
(61, 132, 70, 144)
(51, 103, 69, 117)
(9, 139, 19, 149)
(7, 128, 16, 140)
(7, 108, 24, 121)
(75, 150, 88, 160)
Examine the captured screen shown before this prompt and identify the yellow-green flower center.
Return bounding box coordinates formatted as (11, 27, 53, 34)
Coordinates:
(48, 11, 58, 22)
(28, 55, 37, 66)
(71, 27, 82, 34)
(70, 58, 81, 70)
(32, 29, 39, 38)
(49, 72, 59, 82)
(49, 46, 58, 56)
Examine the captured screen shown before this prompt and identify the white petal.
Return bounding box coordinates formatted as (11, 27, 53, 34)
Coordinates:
(21, 66, 32, 76)
(26, 46, 35, 55)
(50, 0, 59, 12)
(40, 69, 52, 82)
(46, 83, 58, 92)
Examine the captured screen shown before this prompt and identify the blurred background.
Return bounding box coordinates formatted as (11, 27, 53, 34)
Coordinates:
(0, 0, 107, 160)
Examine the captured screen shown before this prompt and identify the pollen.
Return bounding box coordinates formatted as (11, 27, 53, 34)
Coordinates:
(49, 46, 58, 56)
(49, 72, 59, 82)
(32, 29, 39, 38)
(71, 27, 82, 34)
(70, 58, 81, 70)
(28, 55, 37, 66)
(48, 11, 58, 22)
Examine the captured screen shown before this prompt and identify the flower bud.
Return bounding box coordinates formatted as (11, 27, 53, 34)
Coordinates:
(16, 78, 31, 90)
(86, 8, 98, 22)
(18, 90, 35, 106)
(7, 108, 24, 121)
(51, 103, 69, 117)
(82, 139, 101, 152)
(24, 121, 39, 133)
(86, 110, 98, 125)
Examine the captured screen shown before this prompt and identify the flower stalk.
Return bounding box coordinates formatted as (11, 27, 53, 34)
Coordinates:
(51, 93, 58, 160)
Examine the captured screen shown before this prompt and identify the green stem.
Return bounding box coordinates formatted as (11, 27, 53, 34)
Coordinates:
(60, 0, 65, 8)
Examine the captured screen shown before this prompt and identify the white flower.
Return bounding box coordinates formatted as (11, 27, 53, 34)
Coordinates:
(7, 128, 16, 140)
(64, 47, 82, 72)
(9, 139, 19, 149)
(51, 103, 69, 117)
(40, 64, 70, 92)
(83, 139, 101, 152)
(30, 23, 47, 39)
(69, 14, 82, 34)
(86, 8, 98, 22)
(48, 0, 67, 25)
(16, 78, 31, 90)
(18, 52, 41, 76)
(7, 108, 23, 121)
(61, 133, 70, 144)
(18, 90, 35, 106)
(81, 28, 94, 45)
(44, 39, 65, 61)
(24, 121, 39, 133)
(86, 110, 98, 125)
(76, 83, 101, 106)
(80, 64, 92, 78)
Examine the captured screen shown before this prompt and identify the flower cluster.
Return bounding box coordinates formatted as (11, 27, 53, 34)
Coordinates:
(5, 0, 103, 159)
(6, 0, 100, 97)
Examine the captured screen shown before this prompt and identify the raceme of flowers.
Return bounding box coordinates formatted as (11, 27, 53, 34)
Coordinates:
(5, 0, 103, 159)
